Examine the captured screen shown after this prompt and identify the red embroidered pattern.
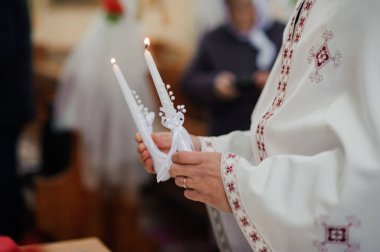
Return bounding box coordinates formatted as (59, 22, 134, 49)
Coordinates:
(308, 30, 342, 83)
(255, 0, 315, 161)
(313, 215, 361, 252)
(222, 152, 272, 251)
(200, 137, 234, 251)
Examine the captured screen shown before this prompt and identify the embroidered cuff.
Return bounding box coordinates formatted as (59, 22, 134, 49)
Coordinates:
(221, 152, 272, 252)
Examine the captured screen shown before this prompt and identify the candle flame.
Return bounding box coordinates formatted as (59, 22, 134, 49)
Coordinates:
(144, 37, 150, 49)
(110, 58, 116, 64)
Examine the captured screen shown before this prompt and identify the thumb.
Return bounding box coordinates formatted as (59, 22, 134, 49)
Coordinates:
(152, 132, 172, 149)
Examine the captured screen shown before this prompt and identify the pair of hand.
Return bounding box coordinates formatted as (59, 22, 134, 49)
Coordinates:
(136, 132, 232, 212)
(214, 71, 269, 100)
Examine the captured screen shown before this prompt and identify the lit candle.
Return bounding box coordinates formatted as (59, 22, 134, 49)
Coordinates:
(143, 37, 174, 109)
(111, 58, 142, 130)
(111, 58, 151, 149)
(144, 38, 164, 87)
(143, 37, 193, 153)
(111, 58, 169, 182)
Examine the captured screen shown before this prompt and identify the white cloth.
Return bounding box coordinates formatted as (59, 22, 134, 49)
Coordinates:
(54, 0, 152, 198)
(200, 0, 380, 251)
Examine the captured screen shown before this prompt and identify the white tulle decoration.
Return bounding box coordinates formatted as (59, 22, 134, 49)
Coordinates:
(111, 59, 193, 182)
(143, 38, 194, 181)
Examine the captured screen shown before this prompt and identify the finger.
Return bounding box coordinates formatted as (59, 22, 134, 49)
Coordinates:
(135, 133, 142, 143)
(172, 151, 203, 165)
(174, 176, 195, 190)
(137, 142, 146, 153)
(140, 150, 151, 162)
(169, 163, 192, 178)
(184, 189, 205, 203)
(152, 132, 172, 149)
(143, 159, 155, 174)
(174, 176, 186, 188)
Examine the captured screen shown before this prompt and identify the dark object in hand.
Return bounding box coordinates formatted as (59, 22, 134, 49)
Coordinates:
(235, 76, 254, 90)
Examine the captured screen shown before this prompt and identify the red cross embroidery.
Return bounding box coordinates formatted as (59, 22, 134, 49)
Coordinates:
(227, 182, 235, 192)
(250, 232, 261, 243)
(313, 215, 360, 252)
(308, 30, 342, 83)
(233, 199, 240, 210)
(305, 0, 314, 10)
(259, 247, 269, 252)
(225, 165, 234, 174)
(299, 17, 306, 28)
(327, 226, 347, 243)
(240, 217, 249, 227)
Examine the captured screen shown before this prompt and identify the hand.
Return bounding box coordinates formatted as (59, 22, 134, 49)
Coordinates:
(136, 132, 202, 174)
(136, 132, 172, 174)
(170, 151, 232, 213)
(214, 71, 238, 100)
(252, 71, 269, 89)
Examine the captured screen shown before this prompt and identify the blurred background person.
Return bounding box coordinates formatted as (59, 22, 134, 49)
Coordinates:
(54, 0, 152, 200)
(0, 0, 35, 241)
(182, 0, 285, 136)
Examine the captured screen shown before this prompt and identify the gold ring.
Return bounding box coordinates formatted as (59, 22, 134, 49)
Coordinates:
(183, 177, 187, 189)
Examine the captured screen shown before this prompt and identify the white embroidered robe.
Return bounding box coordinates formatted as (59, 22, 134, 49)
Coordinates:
(200, 0, 380, 251)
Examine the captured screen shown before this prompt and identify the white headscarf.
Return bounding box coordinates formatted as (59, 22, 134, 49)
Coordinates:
(225, 0, 277, 70)
(252, 0, 273, 30)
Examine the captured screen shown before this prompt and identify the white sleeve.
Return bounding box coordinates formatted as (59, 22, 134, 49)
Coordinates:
(199, 130, 254, 162)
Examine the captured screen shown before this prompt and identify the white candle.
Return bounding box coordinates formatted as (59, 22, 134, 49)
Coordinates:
(144, 37, 164, 85)
(111, 58, 170, 182)
(143, 38, 169, 105)
(111, 58, 155, 148)
(143, 37, 176, 115)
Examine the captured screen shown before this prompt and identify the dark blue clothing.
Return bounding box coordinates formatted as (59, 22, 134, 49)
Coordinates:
(0, 0, 34, 240)
(0, 0, 34, 129)
(182, 22, 284, 136)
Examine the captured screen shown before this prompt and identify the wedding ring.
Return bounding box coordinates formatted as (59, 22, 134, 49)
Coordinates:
(183, 177, 187, 189)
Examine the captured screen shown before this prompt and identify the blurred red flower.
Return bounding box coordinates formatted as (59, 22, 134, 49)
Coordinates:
(102, 0, 123, 15)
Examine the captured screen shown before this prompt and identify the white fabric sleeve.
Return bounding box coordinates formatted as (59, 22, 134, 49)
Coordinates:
(199, 130, 254, 162)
